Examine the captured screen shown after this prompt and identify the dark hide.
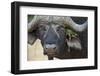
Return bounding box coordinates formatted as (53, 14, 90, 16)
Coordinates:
(28, 16, 88, 60)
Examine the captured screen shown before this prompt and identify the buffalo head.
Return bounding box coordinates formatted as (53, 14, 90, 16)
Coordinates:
(28, 15, 87, 60)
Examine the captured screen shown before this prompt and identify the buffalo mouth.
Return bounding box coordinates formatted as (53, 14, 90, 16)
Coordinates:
(44, 48, 56, 57)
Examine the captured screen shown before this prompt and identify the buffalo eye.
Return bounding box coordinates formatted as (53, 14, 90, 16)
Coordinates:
(43, 27, 47, 31)
(39, 25, 47, 31)
(57, 26, 64, 31)
(57, 28, 59, 31)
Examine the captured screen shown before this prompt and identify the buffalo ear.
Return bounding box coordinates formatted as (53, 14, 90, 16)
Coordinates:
(28, 32, 37, 45)
(66, 37, 82, 52)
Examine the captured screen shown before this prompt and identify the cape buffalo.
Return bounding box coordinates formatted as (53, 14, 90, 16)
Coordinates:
(28, 15, 88, 60)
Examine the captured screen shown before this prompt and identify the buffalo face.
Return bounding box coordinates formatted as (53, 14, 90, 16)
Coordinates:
(36, 22, 67, 58)
(28, 15, 87, 60)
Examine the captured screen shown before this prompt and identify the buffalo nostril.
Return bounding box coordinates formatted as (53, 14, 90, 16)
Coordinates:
(45, 44, 57, 50)
(53, 47, 56, 50)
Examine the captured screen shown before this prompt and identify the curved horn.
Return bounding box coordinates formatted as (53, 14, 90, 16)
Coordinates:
(65, 17, 87, 32)
(28, 15, 50, 32)
(28, 16, 38, 32)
